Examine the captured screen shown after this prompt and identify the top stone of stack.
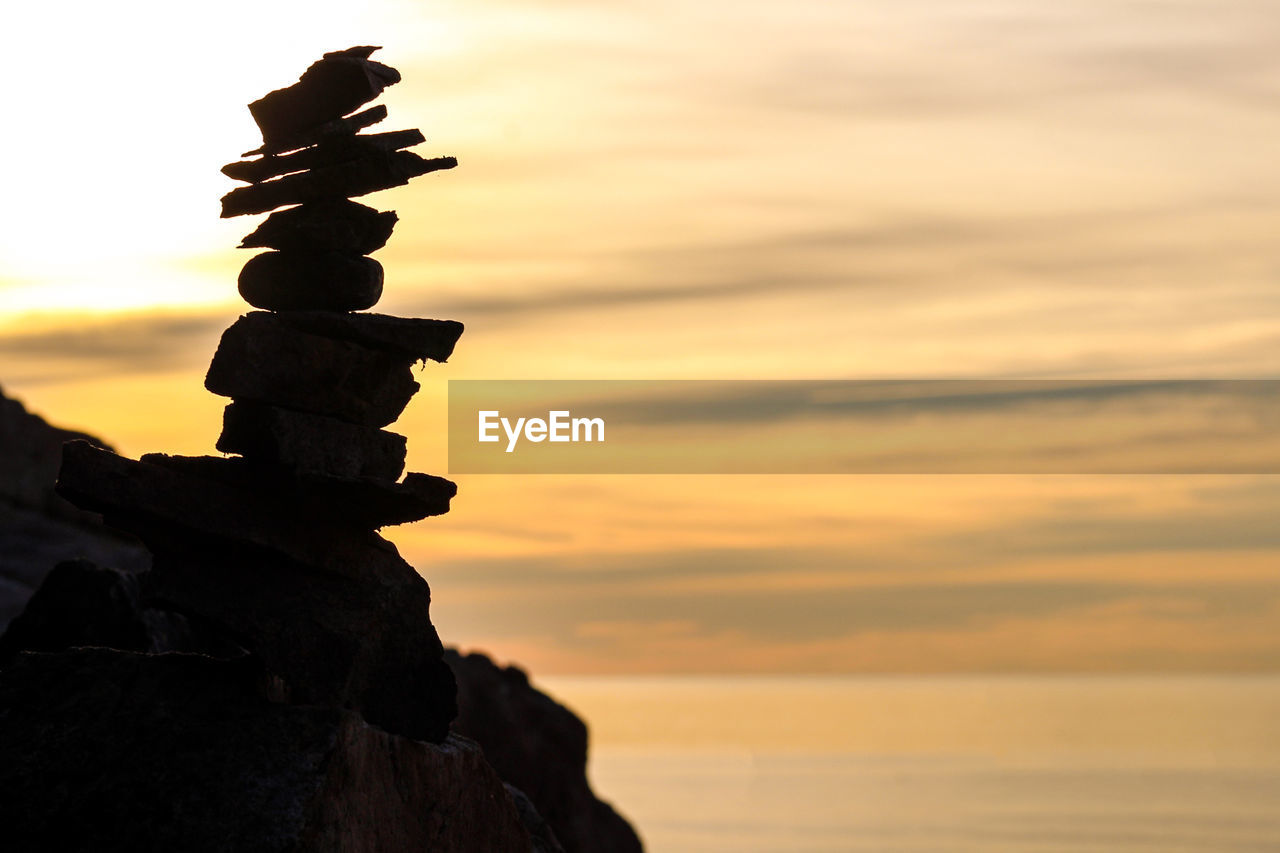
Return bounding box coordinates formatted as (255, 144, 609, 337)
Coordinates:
(249, 46, 400, 153)
(218, 46, 456, 311)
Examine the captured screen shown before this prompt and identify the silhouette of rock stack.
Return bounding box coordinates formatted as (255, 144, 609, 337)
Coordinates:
(56, 46, 464, 743)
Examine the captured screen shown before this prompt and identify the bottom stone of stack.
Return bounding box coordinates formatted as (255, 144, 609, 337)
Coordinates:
(0, 648, 539, 852)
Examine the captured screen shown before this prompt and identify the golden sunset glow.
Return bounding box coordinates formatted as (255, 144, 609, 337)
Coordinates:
(4, 0, 1280, 681)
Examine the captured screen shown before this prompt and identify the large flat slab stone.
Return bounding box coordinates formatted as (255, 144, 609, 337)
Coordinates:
(57, 443, 455, 570)
(205, 313, 421, 427)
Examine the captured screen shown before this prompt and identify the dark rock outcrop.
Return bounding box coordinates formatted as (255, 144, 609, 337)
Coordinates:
(0, 528, 642, 852)
(449, 650, 646, 853)
(1, 45, 645, 852)
(0, 385, 149, 627)
(0, 559, 231, 664)
(0, 648, 535, 853)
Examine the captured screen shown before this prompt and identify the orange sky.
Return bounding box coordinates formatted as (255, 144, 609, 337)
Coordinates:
(2, 0, 1279, 674)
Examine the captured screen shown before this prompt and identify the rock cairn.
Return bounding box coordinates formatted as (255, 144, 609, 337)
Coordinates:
(56, 46, 464, 743)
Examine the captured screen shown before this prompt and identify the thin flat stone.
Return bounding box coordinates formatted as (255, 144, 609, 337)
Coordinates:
(264, 310, 464, 363)
(239, 200, 398, 256)
(205, 314, 420, 427)
(223, 130, 426, 184)
(249, 46, 400, 148)
(218, 402, 407, 481)
(238, 251, 384, 312)
(140, 454, 456, 528)
(220, 151, 457, 218)
(242, 105, 388, 158)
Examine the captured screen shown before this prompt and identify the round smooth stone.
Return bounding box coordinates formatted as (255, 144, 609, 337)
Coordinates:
(238, 251, 383, 311)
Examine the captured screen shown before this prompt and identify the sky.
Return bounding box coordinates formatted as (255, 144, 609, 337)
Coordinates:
(2, 0, 1279, 674)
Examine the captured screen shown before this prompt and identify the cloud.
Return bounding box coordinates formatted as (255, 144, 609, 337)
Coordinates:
(0, 312, 229, 384)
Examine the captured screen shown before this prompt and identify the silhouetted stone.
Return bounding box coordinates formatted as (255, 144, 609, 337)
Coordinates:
(0, 649, 533, 852)
(58, 443, 454, 562)
(140, 542, 457, 742)
(218, 401, 407, 480)
(205, 314, 421, 427)
(244, 104, 389, 157)
(223, 129, 426, 184)
(508, 784, 568, 853)
(142, 453, 457, 528)
(239, 199, 398, 255)
(449, 649, 646, 853)
(221, 150, 458, 217)
(0, 560, 227, 663)
(249, 46, 401, 148)
(268, 310, 465, 362)
(55, 444, 456, 741)
(238, 251, 383, 311)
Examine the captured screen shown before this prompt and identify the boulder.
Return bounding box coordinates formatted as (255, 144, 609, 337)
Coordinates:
(239, 199, 398, 255)
(249, 46, 401, 148)
(0, 559, 235, 663)
(238, 251, 384, 311)
(449, 650, 646, 853)
(218, 401, 407, 480)
(221, 150, 457, 217)
(205, 314, 421, 427)
(141, 543, 457, 743)
(0, 648, 533, 852)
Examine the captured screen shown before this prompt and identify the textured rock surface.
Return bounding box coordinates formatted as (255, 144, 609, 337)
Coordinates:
(0, 559, 230, 663)
(238, 250, 384, 311)
(218, 401, 407, 480)
(449, 650, 646, 853)
(249, 46, 401, 147)
(143, 537, 456, 743)
(0, 648, 533, 853)
(221, 150, 457, 217)
(205, 314, 421, 426)
(245, 104, 388, 157)
(56, 441, 458, 742)
(269, 310, 464, 362)
(58, 442, 453, 565)
(239, 199, 398, 255)
(0, 509, 643, 852)
(224, 130, 425, 184)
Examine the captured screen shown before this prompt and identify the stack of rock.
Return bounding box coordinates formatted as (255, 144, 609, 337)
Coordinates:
(54, 46, 464, 743)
